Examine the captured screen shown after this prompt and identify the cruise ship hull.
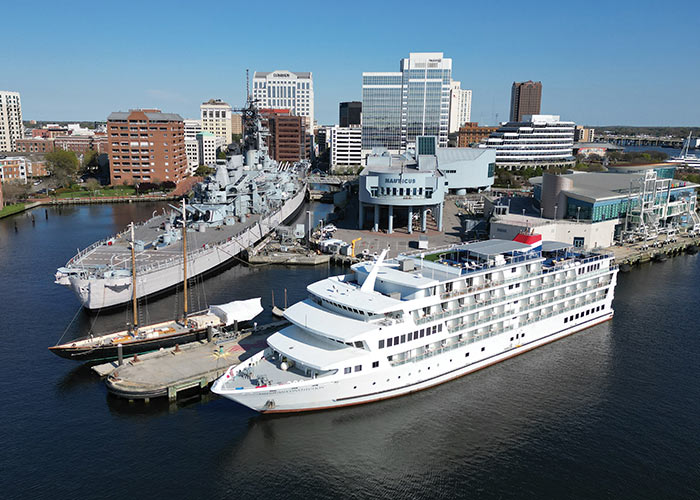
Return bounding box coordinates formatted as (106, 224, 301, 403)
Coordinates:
(67, 188, 306, 310)
(214, 299, 614, 413)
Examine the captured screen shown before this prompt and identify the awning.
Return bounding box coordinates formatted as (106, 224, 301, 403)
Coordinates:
(210, 298, 263, 326)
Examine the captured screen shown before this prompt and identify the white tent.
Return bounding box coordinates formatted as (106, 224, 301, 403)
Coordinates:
(209, 298, 263, 326)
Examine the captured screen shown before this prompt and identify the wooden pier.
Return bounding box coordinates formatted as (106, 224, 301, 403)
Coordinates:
(93, 321, 288, 402)
(608, 235, 700, 269)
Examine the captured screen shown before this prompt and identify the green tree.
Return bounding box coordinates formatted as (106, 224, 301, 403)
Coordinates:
(1, 181, 30, 204)
(46, 150, 79, 187)
(195, 165, 215, 177)
(216, 150, 227, 159)
(82, 149, 99, 174)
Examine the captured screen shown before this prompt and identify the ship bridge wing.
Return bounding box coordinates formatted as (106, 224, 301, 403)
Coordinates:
(267, 325, 361, 371)
(284, 299, 377, 342)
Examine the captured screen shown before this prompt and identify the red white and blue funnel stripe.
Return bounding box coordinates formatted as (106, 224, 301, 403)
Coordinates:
(513, 233, 542, 252)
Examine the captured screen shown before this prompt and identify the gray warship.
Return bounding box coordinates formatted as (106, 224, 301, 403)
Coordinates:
(55, 102, 308, 310)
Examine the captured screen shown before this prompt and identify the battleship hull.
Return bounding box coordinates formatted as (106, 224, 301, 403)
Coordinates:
(66, 188, 306, 310)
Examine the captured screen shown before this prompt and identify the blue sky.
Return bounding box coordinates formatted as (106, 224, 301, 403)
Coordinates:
(2, 0, 698, 126)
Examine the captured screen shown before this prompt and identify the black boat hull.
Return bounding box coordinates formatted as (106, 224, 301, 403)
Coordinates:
(49, 329, 209, 363)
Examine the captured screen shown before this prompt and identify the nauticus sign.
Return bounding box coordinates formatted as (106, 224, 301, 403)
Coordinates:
(380, 177, 417, 185)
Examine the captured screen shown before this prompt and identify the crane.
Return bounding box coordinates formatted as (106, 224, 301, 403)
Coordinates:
(351, 237, 362, 258)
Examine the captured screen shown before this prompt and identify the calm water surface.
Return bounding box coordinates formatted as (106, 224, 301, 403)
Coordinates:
(0, 203, 699, 499)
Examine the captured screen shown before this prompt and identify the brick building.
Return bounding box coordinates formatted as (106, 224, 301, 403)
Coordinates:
(55, 135, 93, 154)
(457, 122, 499, 147)
(32, 127, 68, 139)
(16, 137, 55, 153)
(107, 109, 187, 184)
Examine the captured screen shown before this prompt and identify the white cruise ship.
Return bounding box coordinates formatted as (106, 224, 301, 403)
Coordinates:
(212, 234, 618, 413)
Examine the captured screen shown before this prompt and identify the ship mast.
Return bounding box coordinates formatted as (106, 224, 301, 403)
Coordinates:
(130, 222, 138, 333)
(182, 199, 188, 320)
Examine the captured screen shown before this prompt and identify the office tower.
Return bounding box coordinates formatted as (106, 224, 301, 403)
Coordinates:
(0, 91, 24, 152)
(362, 52, 452, 154)
(485, 114, 574, 169)
(509, 81, 542, 122)
(339, 101, 362, 127)
(107, 109, 187, 184)
(200, 99, 233, 143)
(253, 71, 314, 132)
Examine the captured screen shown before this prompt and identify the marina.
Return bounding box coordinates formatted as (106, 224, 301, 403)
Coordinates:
(2, 195, 700, 500)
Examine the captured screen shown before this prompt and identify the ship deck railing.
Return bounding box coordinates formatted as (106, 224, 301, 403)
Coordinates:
(224, 357, 317, 390)
(417, 266, 615, 326)
(392, 294, 606, 368)
(446, 279, 610, 335)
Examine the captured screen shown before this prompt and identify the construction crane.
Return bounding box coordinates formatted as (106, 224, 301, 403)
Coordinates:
(351, 237, 362, 258)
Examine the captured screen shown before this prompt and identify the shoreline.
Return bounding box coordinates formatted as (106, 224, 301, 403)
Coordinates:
(0, 194, 179, 219)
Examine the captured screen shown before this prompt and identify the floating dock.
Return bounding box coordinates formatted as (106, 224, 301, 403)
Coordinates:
(93, 321, 288, 402)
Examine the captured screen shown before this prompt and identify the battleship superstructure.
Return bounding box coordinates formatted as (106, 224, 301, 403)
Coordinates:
(213, 233, 618, 413)
(55, 102, 307, 310)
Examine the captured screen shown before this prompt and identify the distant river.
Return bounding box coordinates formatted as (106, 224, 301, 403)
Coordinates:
(0, 202, 699, 499)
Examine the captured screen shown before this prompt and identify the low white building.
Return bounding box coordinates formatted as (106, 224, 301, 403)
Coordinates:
(330, 125, 362, 170)
(196, 132, 225, 167)
(0, 156, 27, 183)
(489, 213, 617, 250)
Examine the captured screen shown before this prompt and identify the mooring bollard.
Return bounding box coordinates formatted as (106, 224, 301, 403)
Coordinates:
(207, 325, 213, 342)
(117, 343, 123, 366)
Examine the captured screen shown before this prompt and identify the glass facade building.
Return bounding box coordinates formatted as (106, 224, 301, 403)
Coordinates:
(362, 53, 452, 153)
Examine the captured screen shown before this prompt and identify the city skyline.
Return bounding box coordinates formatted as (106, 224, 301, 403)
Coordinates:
(1, 0, 698, 126)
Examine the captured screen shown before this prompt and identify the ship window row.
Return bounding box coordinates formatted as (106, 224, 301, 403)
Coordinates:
(316, 296, 369, 316)
(578, 262, 601, 275)
(378, 323, 443, 349)
(564, 304, 605, 323)
(343, 361, 380, 375)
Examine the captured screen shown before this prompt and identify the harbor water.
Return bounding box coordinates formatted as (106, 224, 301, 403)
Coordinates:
(1, 202, 699, 499)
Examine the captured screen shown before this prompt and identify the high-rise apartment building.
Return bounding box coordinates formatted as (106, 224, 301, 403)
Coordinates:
(509, 81, 542, 122)
(339, 101, 362, 127)
(201, 99, 232, 144)
(448, 81, 472, 133)
(362, 52, 452, 155)
(107, 109, 187, 184)
(0, 91, 24, 152)
(253, 71, 314, 132)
